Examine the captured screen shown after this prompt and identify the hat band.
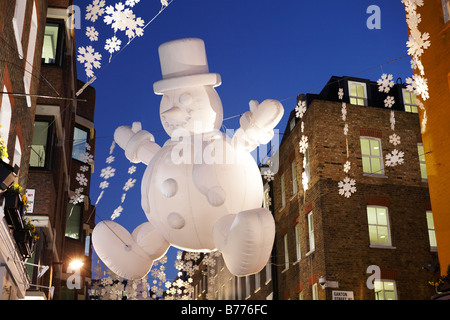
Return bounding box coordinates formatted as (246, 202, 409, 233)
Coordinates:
(153, 73, 221, 94)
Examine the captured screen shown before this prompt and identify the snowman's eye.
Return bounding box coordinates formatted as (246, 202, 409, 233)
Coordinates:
(179, 93, 193, 106)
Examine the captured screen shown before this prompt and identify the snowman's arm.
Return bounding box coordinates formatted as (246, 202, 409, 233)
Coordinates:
(232, 99, 284, 152)
(114, 122, 161, 165)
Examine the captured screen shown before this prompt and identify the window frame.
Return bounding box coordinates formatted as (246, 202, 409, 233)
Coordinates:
(65, 203, 82, 240)
(307, 211, 315, 253)
(426, 210, 437, 251)
(348, 81, 368, 106)
(417, 143, 427, 181)
(42, 19, 65, 67)
(374, 280, 397, 300)
(360, 136, 385, 176)
(72, 125, 90, 163)
(283, 233, 289, 271)
(291, 160, 297, 195)
(295, 222, 301, 261)
(280, 174, 286, 208)
(29, 116, 55, 170)
(367, 206, 392, 247)
(402, 88, 419, 113)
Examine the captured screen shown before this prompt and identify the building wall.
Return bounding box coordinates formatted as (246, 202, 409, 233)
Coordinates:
(272, 81, 438, 300)
(416, 0, 450, 275)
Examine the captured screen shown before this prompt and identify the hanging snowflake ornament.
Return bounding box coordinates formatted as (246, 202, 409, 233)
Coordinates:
(406, 29, 431, 58)
(100, 166, 116, 179)
(161, 0, 169, 7)
(86, 26, 99, 42)
(77, 46, 102, 78)
(76, 173, 88, 186)
(299, 135, 309, 154)
(85, 0, 106, 22)
(343, 160, 351, 173)
(80, 165, 90, 172)
(377, 73, 395, 93)
(406, 74, 429, 100)
(105, 36, 122, 54)
(70, 188, 85, 205)
(104, 2, 145, 41)
(79, 151, 94, 164)
(99, 181, 110, 189)
(389, 133, 401, 146)
(338, 88, 344, 100)
(128, 165, 137, 175)
(295, 100, 306, 119)
(263, 169, 274, 182)
(123, 178, 137, 191)
(390, 111, 396, 131)
(385, 149, 405, 167)
(384, 96, 395, 108)
(338, 177, 357, 198)
(341, 102, 347, 121)
(111, 206, 123, 220)
(343, 123, 349, 136)
(125, 0, 140, 7)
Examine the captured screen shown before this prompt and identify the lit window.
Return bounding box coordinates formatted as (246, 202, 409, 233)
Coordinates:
(443, 0, 450, 23)
(23, 1, 38, 107)
(0, 86, 12, 149)
(304, 148, 310, 182)
(426, 210, 437, 250)
(312, 283, 319, 300)
(348, 81, 367, 106)
(417, 143, 427, 180)
(66, 203, 82, 239)
(283, 234, 289, 270)
(12, 0, 27, 57)
(367, 206, 391, 246)
(291, 161, 297, 195)
(374, 280, 397, 300)
(360, 137, 384, 175)
(42, 22, 64, 65)
(403, 89, 418, 113)
(13, 136, 22, 168)
(295, 223, 301, 261)
(281, 174, 286, 207)
(72, 126, 89, 162)
(308, 211, 315, 252)
(30, 119, 54, 169)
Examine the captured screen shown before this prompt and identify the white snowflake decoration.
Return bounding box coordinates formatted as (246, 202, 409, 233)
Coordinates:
(80, 165, 90, 172)
(109, 141, 116, 155)
(299, 135, 309, 154)
(128, 165, 137, 175)
(338, 177, 357, 198)
(384, 96, 395, 108)
(341, 102, 347, 121)
(406, 29, 431, 58)
(104, 3, 145, 41)
(100, 166, 116, 179)
(77, 46, 102, 78)
(79, 151, 94, 164)
(105, 36, 122, 54)
(295, 101, 306, 119)
(389, 133, 401, 146)
(86, 26, 99, 42)
(406, 74, 429, 100)
(390, 111, 396, 131)
(338, 88, 344, 100)
(301, 171, 309, 192)
(99, 181, 110, 189)
(343, 123, 349, 136)
(263, 169, 274, 182)
(111, 206, 123, 220)
(76, 173, 88, 186)
(85, 0, 106, 22)
(106, 155, 115, 164)
(123, 178, 137, 191)
(377, 73, 394, 93)
(125, 0, 140, 7)
(161, 0, 169, 7)
(385, 149, 405, 167)
(70, 188, 85, 205)
(343, 160, 351, 173)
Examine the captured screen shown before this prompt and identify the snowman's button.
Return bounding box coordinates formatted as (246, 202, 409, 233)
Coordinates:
(167, 212, 185, 229)
(161, 178, 178, 198)
(206, 186, 226, 207)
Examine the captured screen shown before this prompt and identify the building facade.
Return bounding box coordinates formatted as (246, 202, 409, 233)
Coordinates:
(272, 76, 438, 300)
(0, 0, 96, 300)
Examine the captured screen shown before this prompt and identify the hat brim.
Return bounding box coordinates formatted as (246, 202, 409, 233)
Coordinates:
(153, 73, 221, 94)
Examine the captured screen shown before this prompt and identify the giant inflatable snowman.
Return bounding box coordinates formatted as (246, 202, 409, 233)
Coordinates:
(92, 38, 284, 279)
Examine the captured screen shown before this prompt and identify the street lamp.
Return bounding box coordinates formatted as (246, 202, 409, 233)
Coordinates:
(68, 259, 84, 270)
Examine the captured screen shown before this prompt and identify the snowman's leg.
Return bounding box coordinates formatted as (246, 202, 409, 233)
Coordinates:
(213, 208, 275, 276)
(92, 221, 170, 280)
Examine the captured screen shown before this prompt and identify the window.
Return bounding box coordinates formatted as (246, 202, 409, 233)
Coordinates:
(281, 174, 286, 207)
(283, 234, 289, 270)
(72, 126, 89, 162)
(42, 21, 64, 66)
(312, 283, 319, 300)
(13, 136, 22, 168)
(289, 117, 295, 132)
(66, 203, 82, 240)
(348, 81, 367, 106)
(443, 0, 450, 23)
(303, 148, 310, 190)
(367, 206, 391, 246)
(24, 1, 38, 107)
(307, 212, 315, 252)
(374, 280, 397, 300)
(12, 0, 27, 58)
(0, 86, 12, 149)
(30, 119, 54, 168)
(360, 137, 384, 175)
(255, 272, 261, 292)
(291, 161, 297, 195)
(403, 89, 418, 113)
(426, 211, 437, 250)
(295, 223, 301, 261)
(417, 143, 427, 180)
(245, 275, 251, 298)
(265, 259, 272, 284)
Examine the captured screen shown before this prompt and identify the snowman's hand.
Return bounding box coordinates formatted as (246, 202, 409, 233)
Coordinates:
(114, 122, 161, 164)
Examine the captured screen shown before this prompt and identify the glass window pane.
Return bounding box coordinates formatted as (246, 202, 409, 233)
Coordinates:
(411, 106, 418, 113)
(377, 226, 389, 244)
(357, 85, 365, 97)
(367, 207, 377, 224)
(72, 127, 89, 162)
(417, 145, 425, 161)
(369, 225, 378, 243)
(377, 208, 388, 225)
(405, 105, 411, 112)
(66, 204, 81, 239)
(30, 121, 49, 167)
(410, 92, 417, 105)
(42, 23, 59, 64)
(360, 138, 370, 155)
(420, 163, 427, 179)
(350, 97, 357, 105)
(370, 157, 381, 174)
(357, 98, 365, 106)
(370, 139, 380, 156)
(362, 157, 371, 173)
(350, 84, 357, 96)
(429, 230, 437, 247)
(426, 211, 434, 229)
(403, 91, 411, 104)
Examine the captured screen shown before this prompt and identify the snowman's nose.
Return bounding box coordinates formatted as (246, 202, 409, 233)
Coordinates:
(161, 106, 183, 119)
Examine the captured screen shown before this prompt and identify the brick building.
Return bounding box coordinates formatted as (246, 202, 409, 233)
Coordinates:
(272, 75, 438, 300)
(0, 0, 96, 300)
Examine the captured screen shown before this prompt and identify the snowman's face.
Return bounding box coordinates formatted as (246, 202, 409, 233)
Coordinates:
(160, 86, 223, 137)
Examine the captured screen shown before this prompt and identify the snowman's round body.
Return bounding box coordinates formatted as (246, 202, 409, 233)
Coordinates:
(140, 132, 263, 251)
